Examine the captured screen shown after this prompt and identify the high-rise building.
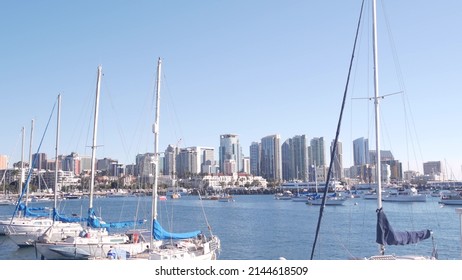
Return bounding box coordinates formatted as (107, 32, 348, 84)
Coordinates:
(63, 152, 81, 176)
(80, 155, 92, 172)
(136, 153, 155, 183)
(260, 134, 281, 181)
(282, 135, 308, 182)
(309, 137, 325, 167)
(369, 150, 394, 165)
(249, 142, 261, 176)
(200, 147, 215, 174)
(97, 158, 118, 175)
(163, 145, 178, 177)
(281, 140, 291, 181)
(219, 134, 241, 175)
(176, 146, 215, 176)
(423, 161, 442, 176)
(330, 140, 343, 180)
(32, 153, 47, 170)
(177, 148, 198, 178)
(353, 137, 369, 166)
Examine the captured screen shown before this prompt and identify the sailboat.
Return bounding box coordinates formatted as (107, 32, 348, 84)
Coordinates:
(6, 96, 84, 248)
(133, 58, 220, 260)
(311, 0, 435, 260)
(34, 66, 149, 260)
(366, 0, 435, 260)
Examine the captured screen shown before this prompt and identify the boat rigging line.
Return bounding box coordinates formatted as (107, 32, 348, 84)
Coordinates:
(310, 0, 365, 260)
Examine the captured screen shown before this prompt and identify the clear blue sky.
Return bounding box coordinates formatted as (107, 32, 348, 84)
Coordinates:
(1, 0, 461, 179)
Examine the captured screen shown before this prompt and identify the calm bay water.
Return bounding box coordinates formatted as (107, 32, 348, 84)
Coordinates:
(1, 194, 461, 260)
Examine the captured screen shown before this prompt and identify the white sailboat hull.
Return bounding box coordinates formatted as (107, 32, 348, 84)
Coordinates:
(382, 194, 427, 202)
(5, 218, 83, 247)
(307, 198, 347, 206)
(145, 236, 221, 260)
(35, 229, 149, 260)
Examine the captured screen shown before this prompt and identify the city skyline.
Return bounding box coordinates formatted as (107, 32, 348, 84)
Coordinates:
(0, 133, 448, 183)
(1, 1, 461, 180)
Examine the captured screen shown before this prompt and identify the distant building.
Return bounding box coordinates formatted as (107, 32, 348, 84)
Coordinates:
(32, 153, 47, 170)
(219, 134, 241, 175)
(136, 153, 155, 183)
(249, 142, 261, 176)
(0, 155, 8, 170)
(353, 137, 369, 166)
(369, 150, 394, 165)
(260, 134, 281, 181)
(281, 135, 308, 182)
(309, 137, 326, 167)
(330, 140, 343, 180)
(423, 161, 442, 176)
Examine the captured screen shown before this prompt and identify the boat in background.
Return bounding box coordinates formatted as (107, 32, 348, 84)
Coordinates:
(439, 191, 462, 205)
(218, 194, 234, 202)
(382, 187, 427, 202)
(0, 197, 14, 206)
(306, 193, 347, 206)
(274, 190, 293, 200)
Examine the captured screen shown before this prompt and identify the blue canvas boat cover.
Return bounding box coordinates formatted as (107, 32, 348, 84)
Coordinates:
(153, 219, 201, 240)
(87, 208, 146, 230)
(376, 208, 432, 246)
(53, 208, 87, 223)
(18, 203, 50, 218)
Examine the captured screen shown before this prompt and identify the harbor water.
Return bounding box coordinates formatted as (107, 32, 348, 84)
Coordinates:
(0, 194, 461, 260)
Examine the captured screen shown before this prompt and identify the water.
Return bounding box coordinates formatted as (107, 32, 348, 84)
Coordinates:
(0, 194, 461, 260)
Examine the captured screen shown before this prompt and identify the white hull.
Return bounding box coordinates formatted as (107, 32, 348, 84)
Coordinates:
(291, 196, 309, 202)
(439, 199, 462, 205)
(382, 195, 427, 202)
(140, 236, 220, 260)
(5, 218, 83, 247)
(35, 229, 149, 260)
(0, 199, 15, 206)
(275, 196, 292, 200)
(307, 197, 347, 206)
(36, 241, 149, 260)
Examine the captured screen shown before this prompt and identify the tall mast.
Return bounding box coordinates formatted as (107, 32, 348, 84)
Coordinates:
(25, 119, 34, 206)
(152, 57, 162, 223)
(372, 0, 383, 254)
(372, 0, 381, 207)
(54, 94, 61, 211)
(89, 66, 102, 210)
(19, 126, 25, 197)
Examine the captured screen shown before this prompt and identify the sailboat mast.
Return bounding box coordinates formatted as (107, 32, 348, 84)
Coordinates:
(152, 57, 162, 222)
(54, 94, 61, 211)
(372, 0, 387, 256)
(372, 0, 382, 210)
(89, 66, 102, 210)
(25, 119, 34, 206)
(19, 126, 25, 198)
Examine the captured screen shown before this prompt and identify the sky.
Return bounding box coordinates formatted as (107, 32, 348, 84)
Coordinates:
(1, 0, 461, 179)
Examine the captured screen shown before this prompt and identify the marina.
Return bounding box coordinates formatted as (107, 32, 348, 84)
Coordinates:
(0, 194, 461, 260)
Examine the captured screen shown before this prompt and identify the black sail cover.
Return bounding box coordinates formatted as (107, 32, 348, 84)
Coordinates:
(376, 208, 432, 246)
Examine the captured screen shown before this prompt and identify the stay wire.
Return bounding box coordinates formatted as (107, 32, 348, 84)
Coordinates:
(310, 0, 365, 260)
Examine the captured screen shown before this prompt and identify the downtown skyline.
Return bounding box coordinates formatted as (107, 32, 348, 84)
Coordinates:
(1, 1, 461, 180)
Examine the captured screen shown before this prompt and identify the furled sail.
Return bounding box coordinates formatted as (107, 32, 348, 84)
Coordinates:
(53, 208, 87, 223)
(18, 203, 50, 218)
(376, 208, 432, 246)
(87, 208, 146, 230)
(153, 219, 201, 240)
